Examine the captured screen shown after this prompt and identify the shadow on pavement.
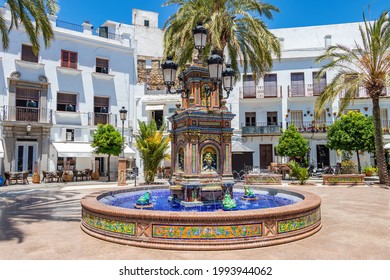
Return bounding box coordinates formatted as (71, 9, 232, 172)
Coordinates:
(0, 189, 82, 244)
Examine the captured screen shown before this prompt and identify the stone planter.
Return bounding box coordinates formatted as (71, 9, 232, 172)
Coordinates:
(244, 174, 282, 185)
(322, 174, 365, 185)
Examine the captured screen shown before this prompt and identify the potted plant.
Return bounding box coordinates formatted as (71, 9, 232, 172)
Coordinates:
(363, 166, 376, 176)
(32, 161, 40, 184)
(63, 161, 73, 182)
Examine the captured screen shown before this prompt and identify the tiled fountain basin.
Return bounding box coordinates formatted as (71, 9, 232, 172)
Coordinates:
(80, 186, 321, 250)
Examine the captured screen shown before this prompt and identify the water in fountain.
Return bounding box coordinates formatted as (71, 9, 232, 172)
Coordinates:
(101, 188, 301, 212)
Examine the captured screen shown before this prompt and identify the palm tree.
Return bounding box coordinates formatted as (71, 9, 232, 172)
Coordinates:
(135, 120, 171, 183)
(0, 0, 58, 54)
(314, 11, 390, 185)
(163, 0, 281, 79)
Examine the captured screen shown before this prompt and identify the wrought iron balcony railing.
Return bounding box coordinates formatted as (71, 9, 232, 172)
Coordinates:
(241, 122, 282, 135)
(91, 112, 117, 127)
(239, 85, 281, 99)
(286, 121, 334, 133)
(339, 86, 390, 98)
(288, 84, 327, 97)
(1, 106, 52, 123)
(56, 20, 122, 41)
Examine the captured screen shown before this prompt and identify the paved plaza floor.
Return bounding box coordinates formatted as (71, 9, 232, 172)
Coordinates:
(0, 181, 389, 260)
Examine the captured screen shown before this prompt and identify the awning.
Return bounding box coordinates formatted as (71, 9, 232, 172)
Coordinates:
(124, 145, 136, 156)
(232, 140, 254, 153)
(145, 104, 165, 111)
(385, 143, 390, 150)
(52, 142, 94, 158)
(0, 140, 4, 158)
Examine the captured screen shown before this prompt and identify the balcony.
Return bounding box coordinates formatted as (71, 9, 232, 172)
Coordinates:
(241, 123, 282, 135)
(288, 84, 326, 97)
(340, 86, 390, 99)
(286, 121, 334, 133)
(1, 106, 52, 123)
(91, 112, 117, 127)
(240, 85, 281, 99)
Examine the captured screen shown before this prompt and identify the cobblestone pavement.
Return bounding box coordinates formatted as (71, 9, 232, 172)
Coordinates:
(0, 181, 389, 260)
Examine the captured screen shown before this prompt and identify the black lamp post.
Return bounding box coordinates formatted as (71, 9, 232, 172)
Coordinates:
(161, 23, 235, 103)
(119, 106, 127, 158)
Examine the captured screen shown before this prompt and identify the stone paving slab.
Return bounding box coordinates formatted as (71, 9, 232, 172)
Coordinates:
(0, 183, 389, 260)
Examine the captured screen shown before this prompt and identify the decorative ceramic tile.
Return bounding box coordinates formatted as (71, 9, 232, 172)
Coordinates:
(277, 209, 321, 234)
(82, 211, 135, 235)
(152, 224, 262, 239)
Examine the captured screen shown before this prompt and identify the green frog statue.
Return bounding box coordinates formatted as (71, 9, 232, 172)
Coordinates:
(244, 186, 255, 198)
(136, 191, 151, 205)
(241, 185, 258, 200)
(222, 189, 237, 211)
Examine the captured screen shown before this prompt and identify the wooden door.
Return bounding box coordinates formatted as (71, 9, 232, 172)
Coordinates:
(260, 144, 273, 169)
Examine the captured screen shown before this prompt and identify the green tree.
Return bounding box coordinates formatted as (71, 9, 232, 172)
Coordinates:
(91, 124, 122, 182)
(135, 120, 170, 184)
(0, 0, 58, 54)
(163, 0, 281, 79)
(276, 124, 309, 161)
(326, 111, 375, 174)
(314, 11, 390, 184)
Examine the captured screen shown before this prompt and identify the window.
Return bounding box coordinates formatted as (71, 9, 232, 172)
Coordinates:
(145, 59, 152, 69)
(94, 97, 110, 125)
(243, 74, 256, 98)
(245, 112, 256, 126)
(315, 110, 327, 124)
(16, 88, 40, 121)
(264, 74, 277, 97)
(57, 93, 77, 112)
(96, 58, 109, 74)
(66, 129, 74, 141)
(267, 112, 278, 125)
(313, 72, 326, 96)
(99, 26, 108, 38)
(290, 73, 305, 96)
(61, 50, 78, 69)
(291, 110, 303, 128)
(144, 20, 150, 27)
(58, 157, 75, 171)
(21, 44, 38, 63)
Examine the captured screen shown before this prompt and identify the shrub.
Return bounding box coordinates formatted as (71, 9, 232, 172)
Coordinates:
(341, 160, 357, 174)
(363, 166, 377, 176)
(287, 161, 309, 185)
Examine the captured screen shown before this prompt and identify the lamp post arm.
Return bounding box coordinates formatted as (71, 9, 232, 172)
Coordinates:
(166, 84, 190, 99)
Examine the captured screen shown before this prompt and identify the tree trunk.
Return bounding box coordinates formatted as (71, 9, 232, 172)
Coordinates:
(356, 150, 361, 174)
(372, 95, 390, 185)
(107, 154, 111, 182)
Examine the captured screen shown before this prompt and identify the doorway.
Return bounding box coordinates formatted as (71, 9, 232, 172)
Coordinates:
(15, 142, 38, 174)
(152, 110, 164, 129)
(316, 145, 330, 167)
(259, 144, 273, 169)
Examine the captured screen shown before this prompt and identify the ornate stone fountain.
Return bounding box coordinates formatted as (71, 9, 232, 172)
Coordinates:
(168, 65, 235, 207)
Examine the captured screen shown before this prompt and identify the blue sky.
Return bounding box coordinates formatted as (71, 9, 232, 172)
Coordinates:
(1, 0, 389, 29)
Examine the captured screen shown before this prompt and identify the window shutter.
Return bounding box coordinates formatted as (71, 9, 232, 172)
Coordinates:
(74, 129, 82, 141)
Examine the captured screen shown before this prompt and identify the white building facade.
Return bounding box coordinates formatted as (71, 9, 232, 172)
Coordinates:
(1, 5, 389, 179)
(230, 22, 390, 170)
(0, 4, 137, 176)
